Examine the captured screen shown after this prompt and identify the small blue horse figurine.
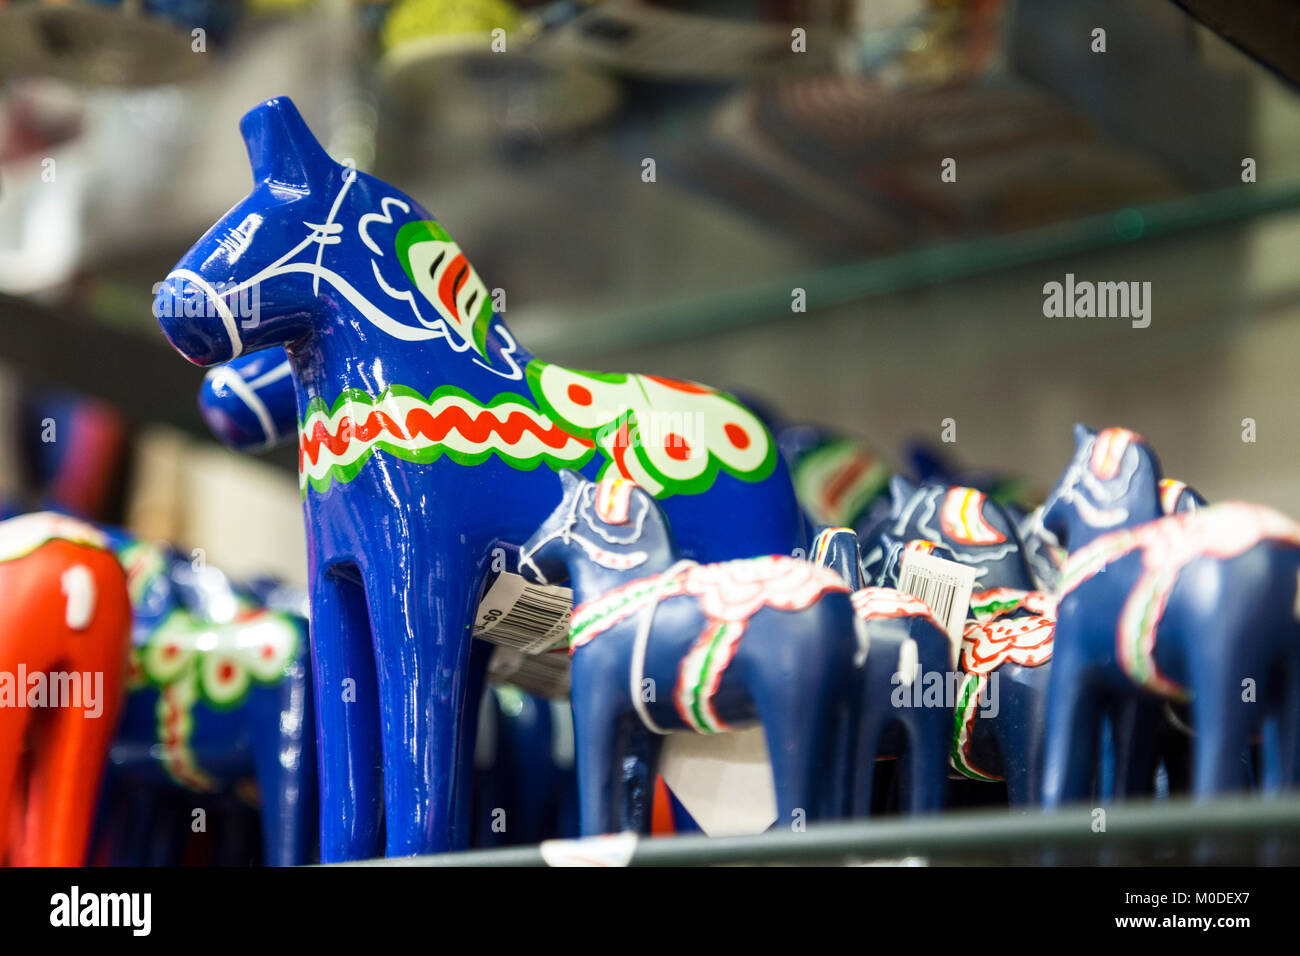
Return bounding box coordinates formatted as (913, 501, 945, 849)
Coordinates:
(99, 535, 316, 865)
(520, 472, 853, 834)
(1040, 425, 1300, 804)
(808, 528, 951, 813)
(154, 97, 802, 859)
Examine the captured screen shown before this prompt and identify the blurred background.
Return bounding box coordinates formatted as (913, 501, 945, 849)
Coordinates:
(0, 0, 1298, 585)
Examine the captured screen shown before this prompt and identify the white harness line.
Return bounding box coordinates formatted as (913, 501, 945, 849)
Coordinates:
(629, 592, 669, 735)
(627, 557, 697, 736)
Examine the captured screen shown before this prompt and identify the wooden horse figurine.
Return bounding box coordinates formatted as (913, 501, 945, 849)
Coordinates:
(1039, 424, 1300, 804)
(807, 527, 951, 813)
(154, 97, 803, 859)
(520, 472, 853, 834)
(0, 513, 131, 866)
(96, 535, 316, 865)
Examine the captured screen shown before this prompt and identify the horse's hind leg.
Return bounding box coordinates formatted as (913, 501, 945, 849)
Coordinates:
(1274, 649, 1300, 790)
(1189, 656, 1253, 798)
(569, 646, 634, 836)
(901, 704, 949, 814)
(1040, 639, 1104, 808)
(23, 701, 117, 865)
(0, 705, 28, 865)
(1108, 697, 1162, 800)
(750, 637, 845, 825)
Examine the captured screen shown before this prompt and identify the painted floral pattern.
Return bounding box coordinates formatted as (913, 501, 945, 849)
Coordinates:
(130, 606, 301, 791)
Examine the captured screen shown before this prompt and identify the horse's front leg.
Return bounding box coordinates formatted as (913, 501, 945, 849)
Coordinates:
(247, 652, 318, 866)
(570, 641, 636, 836)
(1040, 627, 1103, 808)
(366, 543, 482, 857)
(310, 562, 383, 862)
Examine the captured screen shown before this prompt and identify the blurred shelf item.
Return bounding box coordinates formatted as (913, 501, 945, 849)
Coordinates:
(540, 0, 841, 82)
(378, 0, 622, 147)
(337, 793, 1300, 866)
(1171, 0, 1300, 87)
(526, 180, 1300, 358)
(0, 1, 235, 87)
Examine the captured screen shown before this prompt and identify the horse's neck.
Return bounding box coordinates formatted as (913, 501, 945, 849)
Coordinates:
(293, 300, 535, 400)
(565, 551, 680, 607)
(1072, 496, 1163, 550)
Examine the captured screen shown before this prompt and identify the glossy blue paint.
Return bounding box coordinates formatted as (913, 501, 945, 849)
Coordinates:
(199, 348, 296, 451)
(155, 97, 803, 859)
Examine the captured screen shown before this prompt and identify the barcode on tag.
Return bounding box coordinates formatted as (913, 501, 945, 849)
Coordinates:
(897, 550, 977, 668)
(487, 646, 571, 699)
(473, 572, 573, 654)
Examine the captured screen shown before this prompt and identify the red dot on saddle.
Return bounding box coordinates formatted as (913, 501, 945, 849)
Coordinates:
(724, 423, 750, 449)
(163, 645, 178, 659)
(567, 384, 593, 406)
(218, 662, 235, 682)
(664, 434, 691, 460)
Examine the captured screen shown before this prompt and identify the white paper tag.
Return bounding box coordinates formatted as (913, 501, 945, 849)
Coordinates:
(657, 728, 776, 837)
(897, 550, 977, 669)
(486, 645, 571, 699)
(473, 571, 573, 655)
(540, 832, 638, 867)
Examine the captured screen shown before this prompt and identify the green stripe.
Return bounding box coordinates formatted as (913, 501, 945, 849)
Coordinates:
(689, 622, 731, 733)
(950, 674, 999, 782)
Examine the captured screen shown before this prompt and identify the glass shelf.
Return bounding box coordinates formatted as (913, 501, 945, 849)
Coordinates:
(338, 794, 1300, 867)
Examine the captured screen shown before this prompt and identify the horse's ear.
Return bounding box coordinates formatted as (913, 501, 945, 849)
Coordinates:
(889, 474, 917, 509)
(1072, 422, 1095, 449)
(558, 469, 585, 496)
(240, 97, 336, 189)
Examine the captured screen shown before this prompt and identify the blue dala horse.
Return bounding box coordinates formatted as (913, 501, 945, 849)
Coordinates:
(521, 472, 855, 834)
(808, 528, 952, 813)
(812, 526, 1051, 806)
(97, 534, 316, 865)
(153, 97, 803, 859)
(1040, 425, 1300, 804)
